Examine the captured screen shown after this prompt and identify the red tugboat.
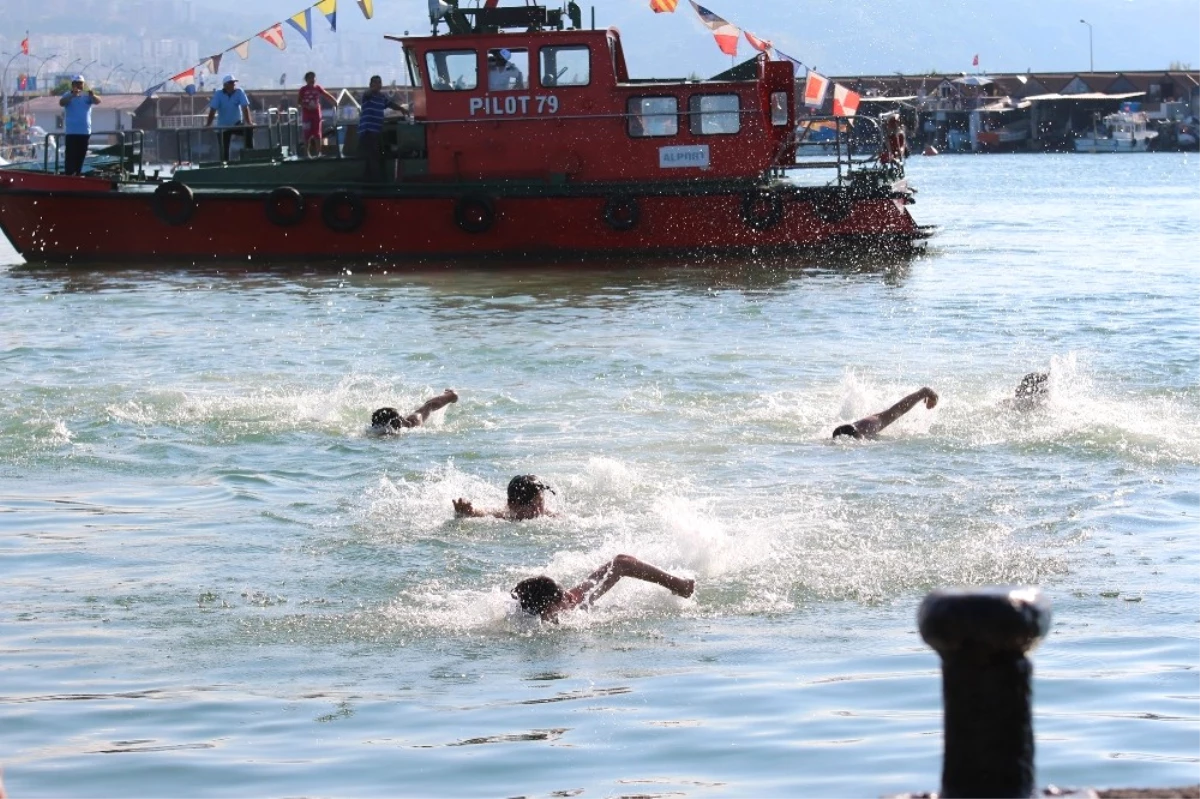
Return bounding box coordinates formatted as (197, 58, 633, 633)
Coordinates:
(0, 2, 930, 263)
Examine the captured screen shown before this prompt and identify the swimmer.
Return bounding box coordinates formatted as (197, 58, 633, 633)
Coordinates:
(370, 389, 457, 434)
(833, 386, 938, 439)
(512, 554, 695, 622)
(454, 474, 555, 520)
(1012, 371, 1049, 411)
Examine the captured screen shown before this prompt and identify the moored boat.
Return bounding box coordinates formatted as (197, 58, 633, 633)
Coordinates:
(1073, 110, 1158, 153)
(0, 2, 930, 264)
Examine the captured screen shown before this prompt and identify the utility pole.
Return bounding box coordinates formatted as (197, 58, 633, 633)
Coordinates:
(1079, 19, 1094, 72)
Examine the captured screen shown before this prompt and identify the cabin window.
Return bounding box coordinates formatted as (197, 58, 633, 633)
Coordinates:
(487, 48, 528, 92)
(405, 48, 424, 89)
(689, 94, 740, 135)
(426, 50, 478, 91)
(539, 45, 590, 87)
(627, 97, 678, 138)
(770, 91, 788, 126)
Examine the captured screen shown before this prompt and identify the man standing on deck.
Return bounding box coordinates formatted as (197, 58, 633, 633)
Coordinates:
(358, 75, 408, 182)
(205, 75, 254, 162)
(58, 75, 100, 176)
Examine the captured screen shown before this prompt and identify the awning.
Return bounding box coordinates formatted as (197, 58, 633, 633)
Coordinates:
(977, 98, 1032, 112)
(858, 95, 918, 102)
(1024, 91, 1145, 102)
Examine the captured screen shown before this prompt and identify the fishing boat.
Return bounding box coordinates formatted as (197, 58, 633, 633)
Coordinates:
(1074, 109, 1158, 153)
(0, 1, 930, 264)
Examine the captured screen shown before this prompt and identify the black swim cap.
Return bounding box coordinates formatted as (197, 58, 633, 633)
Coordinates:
(832, 424, 862, 439)
(507, 474, 554, 506)
(512, 575, 564, 615)
(371, 407, 402, 430)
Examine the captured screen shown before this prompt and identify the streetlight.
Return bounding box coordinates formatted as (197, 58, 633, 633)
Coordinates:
(126, 67, 148, 93)
(34, 53, 60, 94)
(103, 62, 123, 92)
(1079, 19, 1093, 72)
(79, 59, 98, 81)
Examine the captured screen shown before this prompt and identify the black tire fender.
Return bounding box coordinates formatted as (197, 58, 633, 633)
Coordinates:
(265, 186, 306, 227)
(454, 194, 496, 234)
(322, 190, 366, 234)
(740, 190, 784, 232)
(152, 180, 195, 226)
(602, 195, 640, 232)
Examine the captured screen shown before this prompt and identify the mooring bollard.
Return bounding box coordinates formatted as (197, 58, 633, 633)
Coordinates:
(918, 586, 1053, 799)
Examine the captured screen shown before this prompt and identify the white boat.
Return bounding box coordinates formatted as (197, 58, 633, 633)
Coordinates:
(1074, 111, 1158, 153)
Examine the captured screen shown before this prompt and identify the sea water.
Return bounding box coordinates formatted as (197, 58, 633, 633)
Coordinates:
(0, 153, 1197, 798)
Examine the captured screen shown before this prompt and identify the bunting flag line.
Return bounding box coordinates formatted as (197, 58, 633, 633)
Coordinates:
(287, 8, 314, 48)
(650, 0, 678, 12)
(744, 31, 771, 53)
(358, 0, 374, 19)
(144, 80, 167, 97)
(170, 67, 197, 92)
(803, 71, 830, 108)
(316, 0, 338, 31)
(258, 23, 287, 51)
(207, 53, 223, 74)
(773, 48, 804, 77)
(688, 1, 739, 57)
(233, 40, 251, 60)
(199, 57, 214, 75)
(832, 83, 860, 116)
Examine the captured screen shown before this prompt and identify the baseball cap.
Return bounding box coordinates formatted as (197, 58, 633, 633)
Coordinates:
(499, 48, 511, 60)
(222, 74, 237, 84)
(71, 74, 85, 83)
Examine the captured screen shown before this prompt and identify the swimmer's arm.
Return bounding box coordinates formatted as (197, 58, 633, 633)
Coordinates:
(568, 555, 695, 610)
(873, 387, 938, 431)
(453, 499, 488, 518)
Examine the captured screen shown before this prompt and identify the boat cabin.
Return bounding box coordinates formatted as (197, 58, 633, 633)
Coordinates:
(389, 12, 797, 184)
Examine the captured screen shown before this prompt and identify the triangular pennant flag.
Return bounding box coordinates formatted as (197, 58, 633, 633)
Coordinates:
(208, 53, 223, 74)
(357, 0, 373, 19)
(316, 0, 337, 31)
(649, 0, 678, 12)
(233, 41, 251, 60)
(744, 31, 771, 53)
(832, 84, 860, 117)
(688, 1, 739, 57)
(144, 80, 167, 97)
(773, 48, 803, 77)
(258, 23, 287, 51)
(199, 57, 214, 76)
(170, 67, 197, 91)
(287, 9, 314, 48)
(803, 71, 830, 109)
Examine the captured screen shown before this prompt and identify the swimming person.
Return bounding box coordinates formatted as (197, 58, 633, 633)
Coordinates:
(833, 386, 938, 439)
(370, 389, 457, 434)
(1012, 372, 1049, 411)
(454, 474, 555, 520)
(512, 554, 695, 622)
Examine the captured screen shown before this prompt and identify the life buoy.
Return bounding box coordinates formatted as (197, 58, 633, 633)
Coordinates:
(813, 191, 853, 224)
(739, 190, 784, 232)
(602, 195, 639, 232)
(152, 180, 195, 226)
(322, 190, 365, 233)
(264, 186, 306, 227)
(454, 194, 495, 234)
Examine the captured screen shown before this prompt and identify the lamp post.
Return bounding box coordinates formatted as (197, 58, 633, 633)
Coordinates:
(103, 62, 123, 92)
(1079, 19, 1093, 72)
(2, 52, 23, 130)
(34, 53, 60, 94)
(126, 67, 147, 93)
(79, 59, 98, 81)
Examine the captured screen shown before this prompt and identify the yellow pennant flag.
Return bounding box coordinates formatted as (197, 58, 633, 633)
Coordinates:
(315, 0, 338, 31)
(357, 0, 373, 19)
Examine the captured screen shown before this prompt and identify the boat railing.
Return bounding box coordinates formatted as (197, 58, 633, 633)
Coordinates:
(166, 109, 300, 165)
(770, 115, 893, 185)
(38, 129, 145, 179)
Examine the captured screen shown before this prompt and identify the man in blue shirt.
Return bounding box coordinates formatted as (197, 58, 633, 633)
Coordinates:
(58, 75, 101, 176)
(358, 74, 408, 182)
(204, 74, 254, 162)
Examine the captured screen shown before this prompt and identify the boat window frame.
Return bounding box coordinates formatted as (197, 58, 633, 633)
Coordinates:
(425, 49, 479, 92)
(404, 47, 424, 89)
(626, 96, 679, 139)
(687, 93, 741, 136)
(538, 44, 591, 89)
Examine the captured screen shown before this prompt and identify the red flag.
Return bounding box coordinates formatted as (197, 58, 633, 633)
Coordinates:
(972, 54, 979, 67)
(18, 74, 28, 90)
(832, 84, 860, 117)
(689, 1, 740, 57)
(258, 23, 287, 51)
(20, 37, 30, 55)
(649, 0, 678, 12)
(744, 31, 772, 53)
(803, 71, 830, 109)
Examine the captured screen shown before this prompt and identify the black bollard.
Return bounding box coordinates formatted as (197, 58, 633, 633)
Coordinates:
(918, 587, 1052, 799)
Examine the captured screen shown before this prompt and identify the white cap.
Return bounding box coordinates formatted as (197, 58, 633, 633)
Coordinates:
(221, 74, 237, 84)
(71, 74, 85, 83)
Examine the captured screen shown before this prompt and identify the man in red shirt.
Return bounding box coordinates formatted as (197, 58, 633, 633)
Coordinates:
(297, 71, 338, 158)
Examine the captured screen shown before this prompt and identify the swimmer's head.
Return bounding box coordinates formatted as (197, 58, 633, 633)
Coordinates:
(371, 407, 403, 432)
(512, 575, 564, 616)
(832, 424, 862, 439)
(507, 474, 554, 507)
(1014, 372, 1049, 410)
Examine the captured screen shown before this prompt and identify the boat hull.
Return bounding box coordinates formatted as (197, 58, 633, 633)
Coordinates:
(0, 171, 926, 263)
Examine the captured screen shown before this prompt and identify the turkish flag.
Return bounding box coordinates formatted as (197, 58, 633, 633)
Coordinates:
(972, 54, 979, 67)
(21, 37, 30, 55)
